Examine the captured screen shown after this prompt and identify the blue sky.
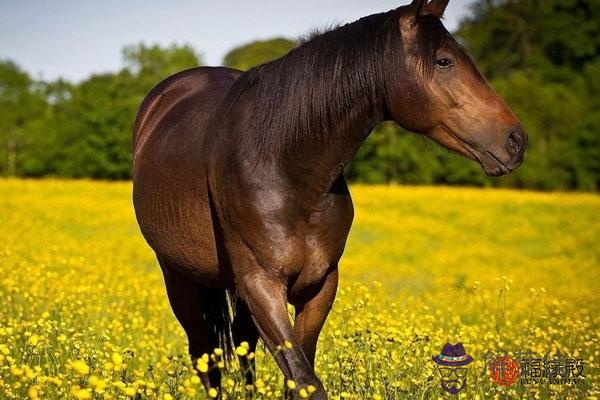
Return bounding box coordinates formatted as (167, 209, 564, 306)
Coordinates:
(0, 0, 474, 82)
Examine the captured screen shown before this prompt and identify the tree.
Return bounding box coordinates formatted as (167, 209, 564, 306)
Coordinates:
(223, 38, 297, 71)
(0, 60, 46, 176)
(1, 3, 598, 191)
(123, 43, 202, 93)
(457, 0, 600, 79)
(0, 44, 202, 179)
(53, 44, 202, 179)
(456, 0, 600, 190)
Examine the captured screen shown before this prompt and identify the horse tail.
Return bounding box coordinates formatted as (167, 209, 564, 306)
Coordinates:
(204, 178, 241, 362)
(200, 288, 237, 362)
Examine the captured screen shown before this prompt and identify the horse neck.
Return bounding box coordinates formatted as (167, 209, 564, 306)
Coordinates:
(240, 17, 395, 194)
(280, 82, 386, 194)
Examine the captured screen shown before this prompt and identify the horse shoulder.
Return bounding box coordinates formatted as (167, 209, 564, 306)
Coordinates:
(215, 165, 353, 287)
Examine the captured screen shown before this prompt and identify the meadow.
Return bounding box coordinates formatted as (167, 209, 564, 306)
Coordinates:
(0, 179, 598, 399)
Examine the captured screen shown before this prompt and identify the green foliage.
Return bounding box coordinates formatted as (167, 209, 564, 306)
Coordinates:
(123, 43, 201, 90)
(0, 1, 598, 190)
(0, 61, 46, 176)
(457, 0, 600, 78)
(350, 0, 600, 191)
(450, 0, 600, 190)
(0, 44, 200, 179)
(223, 38, 297, 70)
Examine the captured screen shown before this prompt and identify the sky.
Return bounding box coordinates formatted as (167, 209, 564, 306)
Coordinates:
(0, 0, 474, 82)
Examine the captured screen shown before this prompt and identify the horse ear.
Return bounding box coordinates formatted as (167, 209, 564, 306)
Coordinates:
(400, 0, 428, 30)
(421, 0, 449, 18)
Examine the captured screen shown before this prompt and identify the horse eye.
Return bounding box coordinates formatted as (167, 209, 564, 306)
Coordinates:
(436, 58, 453, 69)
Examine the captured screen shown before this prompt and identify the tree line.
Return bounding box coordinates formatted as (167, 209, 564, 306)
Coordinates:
(1, 0, 598, 190)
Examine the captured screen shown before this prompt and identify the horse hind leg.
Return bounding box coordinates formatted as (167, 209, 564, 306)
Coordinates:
(159, 258, 233, 397)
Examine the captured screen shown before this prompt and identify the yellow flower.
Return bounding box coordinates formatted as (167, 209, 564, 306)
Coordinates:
(208, 388, 218, 398)
(10, 365, 23, 376)
(89, 375, 107, 393)
(71, 386, 92, 400)
(0, 181, 597, 400)
(111, 352, 123, 365)
(27, 335, 40, 346)
(235, 345, 248, 357)
(68, 360, 90, 376)
(27, 385, 40, 399)
(286, 379, 297, 390)
(196, 358, 209, 373)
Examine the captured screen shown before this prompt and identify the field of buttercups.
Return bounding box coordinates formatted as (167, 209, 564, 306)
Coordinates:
(0, 179, 599, 399)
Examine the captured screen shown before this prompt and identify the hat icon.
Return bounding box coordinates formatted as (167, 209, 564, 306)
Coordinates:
(432, 343, 473, 367)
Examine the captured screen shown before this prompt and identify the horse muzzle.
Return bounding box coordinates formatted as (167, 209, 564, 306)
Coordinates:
(480, 125, 527, 177)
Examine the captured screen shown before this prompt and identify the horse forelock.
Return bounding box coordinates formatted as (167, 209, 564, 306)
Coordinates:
(412, 14, 451, 78)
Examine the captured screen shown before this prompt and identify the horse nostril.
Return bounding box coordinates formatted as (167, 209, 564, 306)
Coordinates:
(507, 129, 524, 155)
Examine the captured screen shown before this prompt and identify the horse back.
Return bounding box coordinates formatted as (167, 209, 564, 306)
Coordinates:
(132, 66, 241, 286)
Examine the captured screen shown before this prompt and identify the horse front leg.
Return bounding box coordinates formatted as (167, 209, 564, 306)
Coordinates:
(293, 267, 338, 367)
(237, 270, 327, 400)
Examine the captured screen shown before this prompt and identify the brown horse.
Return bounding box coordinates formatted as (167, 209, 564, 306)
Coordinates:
(132, 0, 526, 398)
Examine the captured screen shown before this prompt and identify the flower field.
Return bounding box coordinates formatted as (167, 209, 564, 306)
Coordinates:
(0, 179, 599, 399)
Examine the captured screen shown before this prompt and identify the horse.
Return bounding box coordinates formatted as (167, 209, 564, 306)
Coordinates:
(131, 0, 527, 398)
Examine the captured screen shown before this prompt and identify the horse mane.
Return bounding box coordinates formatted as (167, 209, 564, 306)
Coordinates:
(298, 23, 342, 43)
(223, 6, 448, 162)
